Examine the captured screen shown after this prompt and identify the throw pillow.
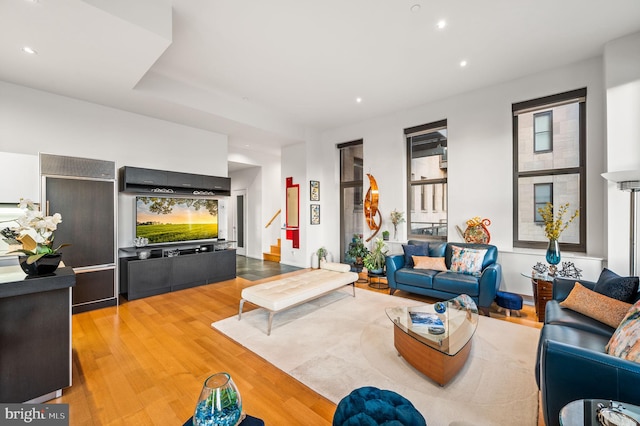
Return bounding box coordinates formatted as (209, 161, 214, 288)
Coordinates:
(560, 282, 632, 328)
(593, 268, 639, 302)
(413, 256, 447, 271)
(606, 299, 640, 363)
(402, 244, 428, 268)
(449, 245, 487, 276)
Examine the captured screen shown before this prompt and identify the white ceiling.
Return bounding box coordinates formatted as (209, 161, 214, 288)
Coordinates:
(2, 0, 640, 157)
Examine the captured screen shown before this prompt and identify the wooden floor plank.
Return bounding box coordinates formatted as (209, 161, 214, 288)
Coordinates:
(54, 269, 542, 425)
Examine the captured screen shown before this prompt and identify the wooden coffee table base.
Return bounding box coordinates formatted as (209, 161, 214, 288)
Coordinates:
(393, 324, 472, 386)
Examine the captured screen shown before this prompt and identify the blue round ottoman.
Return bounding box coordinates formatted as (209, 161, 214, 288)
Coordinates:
(333, 386, 426, 426)
(495, 291, 523, 317)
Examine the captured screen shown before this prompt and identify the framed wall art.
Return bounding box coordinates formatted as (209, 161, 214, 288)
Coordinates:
(310, 204, 320, 225)
(310, 180, 320, 201)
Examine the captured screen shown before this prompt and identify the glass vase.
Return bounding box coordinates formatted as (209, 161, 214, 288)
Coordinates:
(193, 373, 243, 426)
(546, 239, 561, 268)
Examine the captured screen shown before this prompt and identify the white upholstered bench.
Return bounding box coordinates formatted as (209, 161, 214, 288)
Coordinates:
(238, 262, 359, 335)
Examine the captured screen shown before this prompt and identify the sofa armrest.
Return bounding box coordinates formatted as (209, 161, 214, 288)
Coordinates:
(552, 277, 597, 302)
(540, 338, 640, 426)
(385, 254, 405, 289)
(477, 263, 501, 309)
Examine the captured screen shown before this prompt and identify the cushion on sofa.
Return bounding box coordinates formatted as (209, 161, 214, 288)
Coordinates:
(450, 245, 487, 276)
(402, 244, 428, 268)
(593, 268, 639, 302)
(432, 271, 480, 297)
(395, 268, 437, 288)
(413, 256, 447, 271)
(560, 283, 632, 328)
(545, 300, 616, 337)
(606, 299, 640, 363)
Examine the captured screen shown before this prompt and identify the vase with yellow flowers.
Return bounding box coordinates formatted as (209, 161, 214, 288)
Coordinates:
(2, 198, 69, 276)
(537, 202, 579, 275)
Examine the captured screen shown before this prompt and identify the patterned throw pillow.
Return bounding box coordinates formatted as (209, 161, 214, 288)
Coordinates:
(413, 256, 447, 271)
(449, 245, 487, 276)
(593, 268, 639, 302)
(606, 299, 640, 363)
(560, 282, 632, 328)
(402, 244, 428, 268)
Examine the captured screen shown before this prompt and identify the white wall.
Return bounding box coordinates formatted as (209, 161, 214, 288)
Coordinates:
(0, 81, 229, 248)
(228, 146, 282, 260)
(280, 142, 306, 267)
(604, 31, 640, 275)
(318, 57, 607, 295)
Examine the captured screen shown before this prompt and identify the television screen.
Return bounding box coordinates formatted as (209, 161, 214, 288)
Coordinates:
(136, 197, 218, 244)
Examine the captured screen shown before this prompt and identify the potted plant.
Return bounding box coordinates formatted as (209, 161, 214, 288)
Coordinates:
(316, 246, 328, 266)
(2, 198, 69, 275)
(363, 237, 388, 274)
(390, 209, 405, 240)
(346, 234, 369, 266)
(382, 230, 390, 241)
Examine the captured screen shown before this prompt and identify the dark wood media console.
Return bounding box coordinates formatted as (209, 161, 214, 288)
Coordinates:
(119, 242, 236, 300)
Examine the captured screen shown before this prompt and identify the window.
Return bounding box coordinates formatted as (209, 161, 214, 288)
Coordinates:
(513, 88, 586, 251)
(338, 140, 364, 261)
(405, 120, 447, 240)
(534, 183, 553, 223)
(534, 111, 553, 152)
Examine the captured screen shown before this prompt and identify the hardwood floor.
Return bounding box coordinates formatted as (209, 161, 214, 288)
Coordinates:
(55, 267, 543, 425)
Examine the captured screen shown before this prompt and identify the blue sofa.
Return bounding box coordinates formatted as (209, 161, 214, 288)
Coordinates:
(385, 241, 501, 315)
(536, 277, 640, 426)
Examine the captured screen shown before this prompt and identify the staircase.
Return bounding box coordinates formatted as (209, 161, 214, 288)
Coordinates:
(263, 238, 281, 263)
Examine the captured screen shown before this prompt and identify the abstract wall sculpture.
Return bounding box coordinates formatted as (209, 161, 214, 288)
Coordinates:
(364, 173, 381, 242)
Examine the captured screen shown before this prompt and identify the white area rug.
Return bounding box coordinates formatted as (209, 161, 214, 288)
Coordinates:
(212, 288, 540, 426)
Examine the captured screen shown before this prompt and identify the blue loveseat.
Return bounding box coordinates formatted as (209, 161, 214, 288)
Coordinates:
(385, 241, 501, 315)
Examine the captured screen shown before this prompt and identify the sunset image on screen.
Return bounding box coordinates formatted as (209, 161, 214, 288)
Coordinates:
(136, 197, 218, 244)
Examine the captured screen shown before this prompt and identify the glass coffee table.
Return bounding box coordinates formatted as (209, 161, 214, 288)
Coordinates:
(385, 294, 479, 386)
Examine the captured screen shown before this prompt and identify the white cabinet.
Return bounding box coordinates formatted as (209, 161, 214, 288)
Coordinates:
(0, 152, 39, 202)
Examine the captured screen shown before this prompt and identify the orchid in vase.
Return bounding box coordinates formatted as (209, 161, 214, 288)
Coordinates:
(3, 198, 69, 264)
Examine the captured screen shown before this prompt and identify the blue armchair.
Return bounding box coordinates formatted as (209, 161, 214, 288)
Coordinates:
(385, 241, 501, 315)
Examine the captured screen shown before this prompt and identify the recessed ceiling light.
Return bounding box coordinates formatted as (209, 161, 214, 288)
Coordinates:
(436, 20, 447, 29)
(22, 46, 37, 55)
(356, 97, 362, 103)
(459, 60, 468, 68)
(410, 4, 421, 12)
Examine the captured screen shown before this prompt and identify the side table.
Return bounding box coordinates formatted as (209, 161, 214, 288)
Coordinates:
(368, 271, 388, 290)
(560, 399, 640, 425)
(521, 272, 553, 322)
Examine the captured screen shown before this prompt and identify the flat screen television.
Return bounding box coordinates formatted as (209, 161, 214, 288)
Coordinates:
(135, 196, 218, 245)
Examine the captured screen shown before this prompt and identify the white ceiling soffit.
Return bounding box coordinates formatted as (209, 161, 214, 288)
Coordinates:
(0, 0, 172, 96)
(2, 0, 640, 154)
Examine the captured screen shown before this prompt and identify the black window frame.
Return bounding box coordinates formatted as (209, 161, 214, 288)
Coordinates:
(405, 119, 448, 241)
(512, 88, 586, 252)
(533, 110, 553, 153)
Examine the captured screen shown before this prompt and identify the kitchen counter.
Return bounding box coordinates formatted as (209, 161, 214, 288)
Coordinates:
(0, 265, 75, 402)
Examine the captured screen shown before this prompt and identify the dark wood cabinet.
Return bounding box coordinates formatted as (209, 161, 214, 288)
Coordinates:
(167, 172, 203, 189)
(532, 277, 553, 322)
(44, 173, 117, 313)
(119, 166, 230, 195)
(202, 175, 231, 192)
(0, 267, 75, 402)
(122, 167, 167, 186)
(120, 246, 236, 300)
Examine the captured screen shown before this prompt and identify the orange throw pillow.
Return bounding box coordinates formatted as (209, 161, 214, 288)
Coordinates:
(412, 256, 447, 271)
(560, 282, 632, 328)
